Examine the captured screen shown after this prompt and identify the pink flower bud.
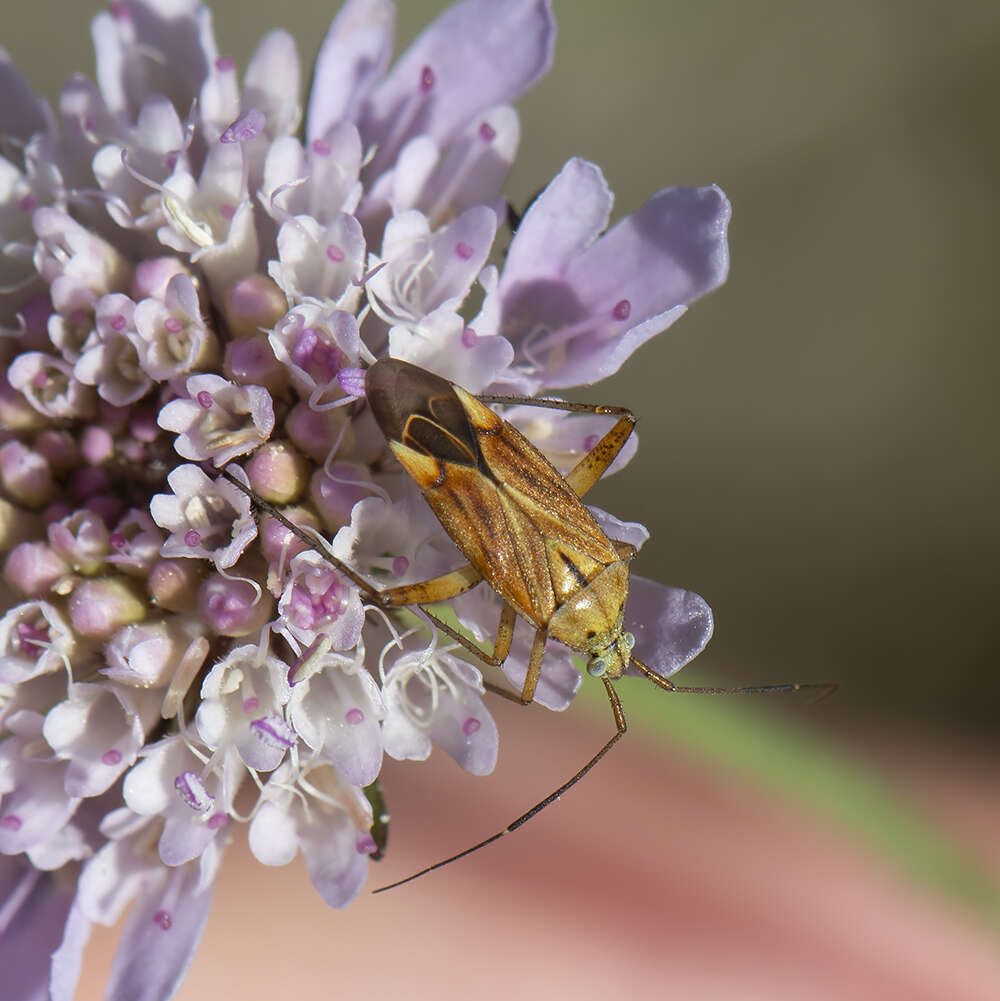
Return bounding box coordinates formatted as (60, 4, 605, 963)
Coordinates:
(245, 441, 311, 504)
(4, 542, 69, 596)
(198, 574, 275, 636)
(67, 577, 146, 638)
(222, 275, 288, 339)
(131, 257, 191, 300)
(310, 464, 374, 531)
(34, 430, 80, 472)
(148, 559, 203, 612)
(286, 401, 353, 462)
(223, 334, 289, 394)
(0, 440, 55, 508)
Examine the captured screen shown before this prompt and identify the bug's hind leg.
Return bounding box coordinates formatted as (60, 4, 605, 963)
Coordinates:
(474, 392, 636, 498)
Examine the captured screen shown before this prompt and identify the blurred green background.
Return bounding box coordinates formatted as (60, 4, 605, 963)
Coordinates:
(16, 0, 998, 730)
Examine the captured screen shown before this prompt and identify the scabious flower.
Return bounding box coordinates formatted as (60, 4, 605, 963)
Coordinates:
(0, 1, 728, 997)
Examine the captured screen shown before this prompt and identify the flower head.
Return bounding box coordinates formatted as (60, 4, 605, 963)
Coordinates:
(0, 1, 726, 997)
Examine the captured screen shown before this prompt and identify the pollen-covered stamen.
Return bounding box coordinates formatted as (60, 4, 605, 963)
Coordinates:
(173, 770, 214, 813)
(250, 714, 296, 750)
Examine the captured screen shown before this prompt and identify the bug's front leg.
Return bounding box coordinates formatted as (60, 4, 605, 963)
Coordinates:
(475, 393, 637, 497)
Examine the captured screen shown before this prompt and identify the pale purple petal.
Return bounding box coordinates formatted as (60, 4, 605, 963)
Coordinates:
(306, 0, 395, 141)
(387, 307, 513, 394)
(479, 159, 730, 389)
(0, 861, 75, 1001)
(50, 902, 92, 1001)
(300, 815, 368, 908)
(0, 47, 49, 141)
(587, 506, 650, 552)
(104, 863, 215, 1001)
(624, 576, 714, 679)
(360, 0, 555, 178)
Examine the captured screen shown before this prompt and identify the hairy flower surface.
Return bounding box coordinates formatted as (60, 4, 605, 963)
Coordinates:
(0, 1, 728, 998)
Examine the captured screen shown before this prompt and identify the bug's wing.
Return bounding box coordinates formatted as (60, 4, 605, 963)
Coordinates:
(371, 360, 624, 631)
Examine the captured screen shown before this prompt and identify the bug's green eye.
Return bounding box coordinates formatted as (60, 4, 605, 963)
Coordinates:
(587, 657, 607, 677)
(623, 632, 636, 651)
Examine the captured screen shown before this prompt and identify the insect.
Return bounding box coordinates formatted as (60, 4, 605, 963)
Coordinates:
(223, 358, 829, 889)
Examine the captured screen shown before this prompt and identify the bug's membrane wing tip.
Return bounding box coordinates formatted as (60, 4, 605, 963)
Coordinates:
(624, 576, 714, 680)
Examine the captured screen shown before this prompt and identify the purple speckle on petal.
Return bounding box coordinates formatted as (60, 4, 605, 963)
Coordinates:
(110, 3, 132, 22)
(207, 812, 228, 831)
(311, 138, 331, 156)
(220, 108, 266, 144)
(152, 909, 172, 931)
(326, 244, 345, 263)
(420, 65, 435, 92)
(31, 371, 47, 388)
(612, 298, 632, 321)
(164, 317, 183, 334)
(344, 708, 364, 726)
(110, 314, 127, 332)
(174, 770, 212, 811)
(392, 555, 409, 576)
(455, 241, 474, 260)
(220, 204, 235, 220)
(462, 717, 481, 736)
(196, 390, 214, 409)
(478, 121, 496, 142)
(243, 696, 260, 713)
(19, 194, 38, 213)
(184, 529, 201, 547)
(461, 327, 478, 348)
(356, 834, 377, 854)
(101, 749, 122, 765)
(215, 55, 236, 72)
(109, 532, 126, 549)
(250, 715, 296, 749)
(0, 815, 23, 831)
(583, 434, 600, 452)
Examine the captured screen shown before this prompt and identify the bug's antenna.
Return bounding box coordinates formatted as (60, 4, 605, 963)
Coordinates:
(630, 656, 838, 703)
(373, 676, 628, 894)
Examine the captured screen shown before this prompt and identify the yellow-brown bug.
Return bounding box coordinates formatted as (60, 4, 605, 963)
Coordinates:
(223, 357, 827, 888)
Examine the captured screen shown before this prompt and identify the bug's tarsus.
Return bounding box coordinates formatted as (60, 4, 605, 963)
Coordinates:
(630, 656, 838, 704)
(373, 677, 628, 894)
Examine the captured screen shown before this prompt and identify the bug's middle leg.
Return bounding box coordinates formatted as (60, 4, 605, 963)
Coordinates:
(416, 601, 516, 669)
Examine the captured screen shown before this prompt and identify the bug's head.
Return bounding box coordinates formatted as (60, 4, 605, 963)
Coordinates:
(585, 630, 635, 681)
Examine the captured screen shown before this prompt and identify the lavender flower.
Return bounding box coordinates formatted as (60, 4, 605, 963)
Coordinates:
(0, 1, 727, 997)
